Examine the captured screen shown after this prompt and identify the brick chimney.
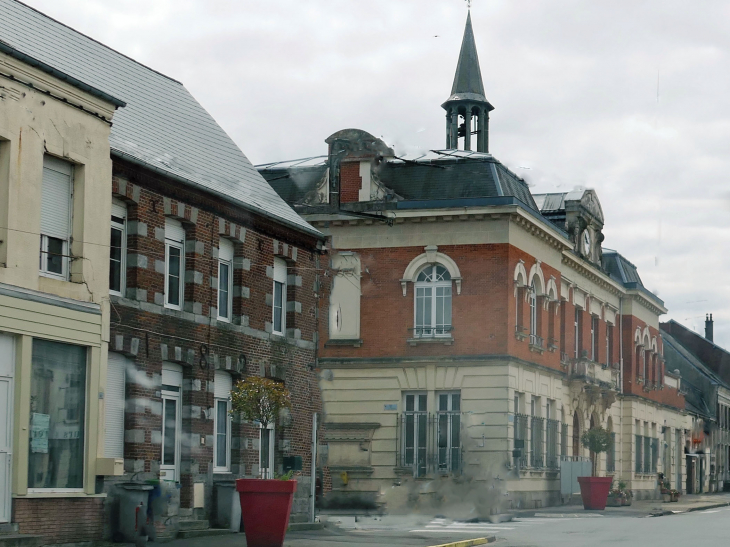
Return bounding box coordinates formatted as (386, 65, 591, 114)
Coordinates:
(705, 313, 714, 342)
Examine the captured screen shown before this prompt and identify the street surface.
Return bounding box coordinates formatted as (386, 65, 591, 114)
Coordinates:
(171, 496, 730, 547)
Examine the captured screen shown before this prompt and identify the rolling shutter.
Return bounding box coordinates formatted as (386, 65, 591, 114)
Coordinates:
(40, 155, 72, 240)
(218, 238, 234, 262)
(214, 370, 232, 399)
(165, 218, 185, 243)
(104, 352, 127, 458)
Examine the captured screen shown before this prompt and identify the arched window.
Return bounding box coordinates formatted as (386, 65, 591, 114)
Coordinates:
(414, 264, 452, 337)
(529, 282, 538, 344)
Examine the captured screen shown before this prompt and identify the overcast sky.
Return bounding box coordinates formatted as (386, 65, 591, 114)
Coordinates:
(23, 0, 730, 346)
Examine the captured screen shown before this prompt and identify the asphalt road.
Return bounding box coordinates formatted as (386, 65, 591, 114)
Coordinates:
(497, 506, 730, 546)
(172, 508, 730, 546)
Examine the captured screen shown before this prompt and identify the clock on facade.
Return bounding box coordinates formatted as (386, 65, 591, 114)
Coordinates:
(582, 230, 591, 256)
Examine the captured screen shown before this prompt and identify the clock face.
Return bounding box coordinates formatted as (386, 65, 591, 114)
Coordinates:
(582, 230, 591, 255)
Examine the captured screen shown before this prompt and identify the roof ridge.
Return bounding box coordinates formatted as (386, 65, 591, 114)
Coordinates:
(10, 0, 183, 86)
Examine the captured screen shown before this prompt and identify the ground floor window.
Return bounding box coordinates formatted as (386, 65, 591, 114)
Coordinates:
(28, 339, 87, 490)
(402, 392, 428, 477)
(437, 392, 461, 474)
(259, 425, 275, 479)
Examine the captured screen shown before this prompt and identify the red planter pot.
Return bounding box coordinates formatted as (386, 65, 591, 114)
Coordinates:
(577, 476, 613, 510)
(236, 479, 297, 547)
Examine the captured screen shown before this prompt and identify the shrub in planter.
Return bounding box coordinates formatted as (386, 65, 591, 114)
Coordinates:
(577, 427, 614, 510)
(231, 376, 295, 547)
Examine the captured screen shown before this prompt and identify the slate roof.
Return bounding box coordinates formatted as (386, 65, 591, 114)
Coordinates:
(443, 11, 492, 109)
(0, 0, 319, 238)
(259, 151, 539, 212)
(662, 330, 729, 420)
(602, 250, 644, 288)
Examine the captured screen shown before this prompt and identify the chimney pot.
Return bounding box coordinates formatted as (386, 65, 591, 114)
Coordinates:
(705, 313, 714, 343)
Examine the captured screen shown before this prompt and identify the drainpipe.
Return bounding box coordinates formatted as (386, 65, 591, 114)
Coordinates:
(618, 295, 624, 481)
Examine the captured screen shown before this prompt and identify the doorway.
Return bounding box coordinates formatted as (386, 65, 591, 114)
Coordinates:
(686, 456, 696, 494)
(160, 363, 182, 482)
(0, 334, 14, 523)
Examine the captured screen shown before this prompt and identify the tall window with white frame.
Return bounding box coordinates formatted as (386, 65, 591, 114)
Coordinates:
(39, 155, 73, 280)
(213, 370, 232, 473)
(259, 423, 275, 479)
(529, 282, 538, 345)
(109, 200, 127, 296)
(574, 308, 580, 358)
(606, 324, 613, 366)
(402, 392, 428, 477)
(437, 392, 461, 474)
(217, 239, 234, 322)
(164, 219, 185, 310)
(272, 258, 287, 335)
(414, 264, 452, 338)
(591, 316, 599, 362)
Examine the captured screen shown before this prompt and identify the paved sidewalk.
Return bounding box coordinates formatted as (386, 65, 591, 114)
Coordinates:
(510, 492, 730, 518)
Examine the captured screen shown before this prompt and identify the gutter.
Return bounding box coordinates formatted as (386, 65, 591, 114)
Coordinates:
(0, 40, 126, 108)
(112, 149, 324, 241)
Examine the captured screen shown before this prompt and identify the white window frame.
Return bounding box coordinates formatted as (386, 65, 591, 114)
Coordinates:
(413, 264, 452, 338)
(574, 308, 580, 358)
(272, 258, 287, 336)
(217, 239, 234, 322)
(164, 220, 185, 310)
(436, 391, 461, 474)
(591, 316, 598, 361)
(402, 392, 428, 477)
(39, 155, 73, 281)
(109, 201, 127, 297)
(160, 363, 182, 482)
(259, 424, 275, 479)
(529, 282, 538, 344)
(214, 398, 231, 473)
(213, 370, 232, 473)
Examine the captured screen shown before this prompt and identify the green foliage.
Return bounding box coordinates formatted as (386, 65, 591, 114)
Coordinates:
(277, 470, 294, 481)
(230, 376, 291, 429)
(581, 427, 613, 476)
(581, 427, 613, 455)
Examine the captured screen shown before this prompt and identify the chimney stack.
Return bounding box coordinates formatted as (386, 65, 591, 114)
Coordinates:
(705, 313, 714, 342)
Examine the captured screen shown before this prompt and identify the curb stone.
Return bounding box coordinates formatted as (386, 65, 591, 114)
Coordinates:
(427, 537, 496, 547)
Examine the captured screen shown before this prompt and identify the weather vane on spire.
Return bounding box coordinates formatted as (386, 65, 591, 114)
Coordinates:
(465, 0, 471, 8)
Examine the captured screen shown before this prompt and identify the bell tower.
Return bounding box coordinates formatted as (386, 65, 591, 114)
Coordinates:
(442, 11, 494, 152)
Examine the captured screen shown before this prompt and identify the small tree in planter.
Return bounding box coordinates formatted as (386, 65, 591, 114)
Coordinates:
(230, 376, 294, 547)
(577, 427, 614, 510)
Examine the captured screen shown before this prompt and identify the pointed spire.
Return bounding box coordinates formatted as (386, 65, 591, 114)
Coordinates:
(447, 11, 490, 105)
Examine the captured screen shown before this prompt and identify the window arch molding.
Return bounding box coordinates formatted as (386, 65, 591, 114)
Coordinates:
(528, 262, 545, 296)
(400, 246, 462, 296)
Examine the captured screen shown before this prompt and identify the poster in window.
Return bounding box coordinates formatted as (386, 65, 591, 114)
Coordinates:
(30, 412, 50, 453)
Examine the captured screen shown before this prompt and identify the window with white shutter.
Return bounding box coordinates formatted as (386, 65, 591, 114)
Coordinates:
(40, 155, 73, 279)
(165, 219, 185, 309)
(214, 370, 232, 472)
(105, 352, 128, 459)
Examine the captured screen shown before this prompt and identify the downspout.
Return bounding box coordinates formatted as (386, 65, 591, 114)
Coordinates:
(619, 294, 624, 481)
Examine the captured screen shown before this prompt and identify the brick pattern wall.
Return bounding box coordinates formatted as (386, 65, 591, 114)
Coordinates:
(13, 498, 104, 544)
(317, 240, 684, 409)
(339, 161, 361, 203)
(108, 159, 323, 519)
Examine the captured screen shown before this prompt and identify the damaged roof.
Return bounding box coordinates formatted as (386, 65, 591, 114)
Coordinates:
(0, 0, 320, 238)
(259, 150, 539, 212)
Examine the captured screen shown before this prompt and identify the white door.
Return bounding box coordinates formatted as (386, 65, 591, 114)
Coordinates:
(160, 363, 182, 482)
(0, 334, 15, 523)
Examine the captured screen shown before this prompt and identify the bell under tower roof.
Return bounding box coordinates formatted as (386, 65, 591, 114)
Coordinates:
(443, 11, 493, 109)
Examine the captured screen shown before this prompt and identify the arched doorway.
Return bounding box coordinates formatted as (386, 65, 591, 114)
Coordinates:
(573, 411, 581, 457)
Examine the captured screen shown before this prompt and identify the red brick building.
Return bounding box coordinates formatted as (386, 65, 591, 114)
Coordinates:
(1, 0, 324, 543)
(260, 12, 689, 509)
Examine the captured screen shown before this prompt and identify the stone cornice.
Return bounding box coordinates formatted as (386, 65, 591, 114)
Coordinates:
(0, 51, 119, 122)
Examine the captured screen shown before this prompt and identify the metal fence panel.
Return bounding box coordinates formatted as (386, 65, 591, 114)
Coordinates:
(560, 456, 592, 495)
